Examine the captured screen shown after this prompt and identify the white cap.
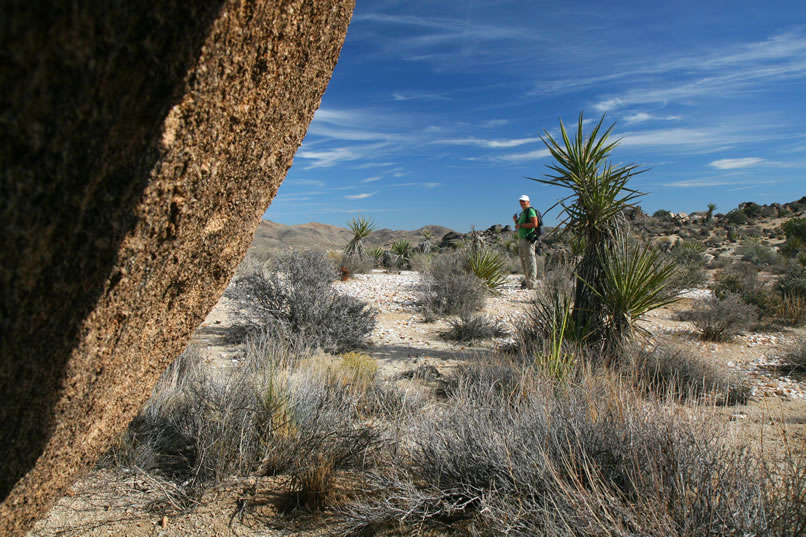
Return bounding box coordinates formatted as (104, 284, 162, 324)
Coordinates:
(519, 195, 530, 202)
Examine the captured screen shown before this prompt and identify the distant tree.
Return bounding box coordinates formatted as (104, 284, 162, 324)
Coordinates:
(706, 203, 717, 222)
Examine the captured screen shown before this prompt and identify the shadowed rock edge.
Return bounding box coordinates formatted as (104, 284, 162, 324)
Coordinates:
(0, 1, 354, 534)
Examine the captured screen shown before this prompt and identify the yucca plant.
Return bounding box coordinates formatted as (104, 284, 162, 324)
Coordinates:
(706, 202, 717, 222)
(581, 231, 679, 353)
(345, 216, 375, 259)
(534, 294, 576, 381)
(391, 239, 411, 259)
(465, 248, 508, 292)
(529, 112, 647, 344)
(368, 246, 385, 267)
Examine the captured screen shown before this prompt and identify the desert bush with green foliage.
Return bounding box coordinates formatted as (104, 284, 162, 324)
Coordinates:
(712, 262, 781, 319)
(653, 208, 672, 219)
(226, 250, 376, 353)
(666, 239, 708, 290)
(736, 239, 782, 267)
(725, 208, 749, 225)
(782, 216, 806, 243)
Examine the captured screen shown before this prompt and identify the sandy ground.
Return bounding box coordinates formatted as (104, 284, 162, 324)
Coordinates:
(29, 271, 806, 537)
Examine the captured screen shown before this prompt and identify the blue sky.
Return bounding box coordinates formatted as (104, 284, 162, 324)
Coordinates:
(264, 0, 806, 232)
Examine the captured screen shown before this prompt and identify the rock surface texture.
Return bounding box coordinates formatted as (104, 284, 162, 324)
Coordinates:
(0, 1, 353, 534)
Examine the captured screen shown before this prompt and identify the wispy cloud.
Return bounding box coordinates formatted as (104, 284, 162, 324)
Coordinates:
(423, 182, 440, 189)
(297, 143, 391, 169)
(709, 157, 764, 169)
(287, 179, 326, 187)
(361, 176, 382, 183)
(481, 119, 509, 128)
(345, 191, 378, 200)
(436, 136, 541, 148)
(393, 91, 450, 101)
(494, 148, 551, 162)
(590, 31, 806, 112)
(624, 112, 681, 123)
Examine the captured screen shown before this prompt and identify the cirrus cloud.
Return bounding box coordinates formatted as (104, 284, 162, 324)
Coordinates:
(709, 157, 764, 169)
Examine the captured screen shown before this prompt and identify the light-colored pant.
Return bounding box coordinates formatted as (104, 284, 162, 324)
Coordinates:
(518, 237, 537, 288)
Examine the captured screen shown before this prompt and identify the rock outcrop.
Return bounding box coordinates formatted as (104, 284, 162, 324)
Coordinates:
(0, 1, 353, 534)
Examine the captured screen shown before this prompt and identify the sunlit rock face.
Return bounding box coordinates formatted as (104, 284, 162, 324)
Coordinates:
(0, 1, 353, 534)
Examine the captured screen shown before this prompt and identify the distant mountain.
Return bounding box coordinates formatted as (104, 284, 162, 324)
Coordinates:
(246, 221, 458, 258)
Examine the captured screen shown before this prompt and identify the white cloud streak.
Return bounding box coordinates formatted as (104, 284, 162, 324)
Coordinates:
(709, 157, 764, 169)
(436, 136, 541, 148)
(344, 191, 378, 200)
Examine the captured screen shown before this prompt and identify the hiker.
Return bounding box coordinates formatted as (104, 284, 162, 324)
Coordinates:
(513, 194, 539, 289)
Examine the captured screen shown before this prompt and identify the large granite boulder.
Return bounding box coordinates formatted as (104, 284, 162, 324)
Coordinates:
(0, 1, 353, 534)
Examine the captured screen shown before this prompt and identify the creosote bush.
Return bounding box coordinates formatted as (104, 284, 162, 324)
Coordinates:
(226, 249, 377, 353)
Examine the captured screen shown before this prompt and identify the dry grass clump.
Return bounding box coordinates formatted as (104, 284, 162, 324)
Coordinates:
(781, 337, 806, 373)
(443, 313, 508, 343)
(107, 330, 394, 510)
(107, 333, 309, 499)
(337, 358, 796, 537)
(226, 249, 377, 353)
(624, 342, 750, 405)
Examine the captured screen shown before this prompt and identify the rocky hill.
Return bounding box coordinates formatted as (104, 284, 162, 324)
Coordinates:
(249, 197, 806, 263)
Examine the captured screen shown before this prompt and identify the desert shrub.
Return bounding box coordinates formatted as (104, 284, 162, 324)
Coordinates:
(725, 208, 749, 225)
(653, 208, 672, 219)
(736, 239, 782, 267)
(691, 293, 758, 341)
(712, 262, 782, 318)
(340, 252, 374, 276)
(780, 338, 806, 372)
(417, 252, 487, 318)
(625, 343, 749, 405)
(776, 265, 806, 298)
(464, 248, 507, 292)
(339, 366, 780, 537)
(666, 240, 708, 290)
(408, 251, 432, 273)
(444, 313, 508, 343)
(109, 333, 310, 498)
(261, 359, 384, 510)
(226, 250, 376, 353)
(782, 216, 806, 243)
